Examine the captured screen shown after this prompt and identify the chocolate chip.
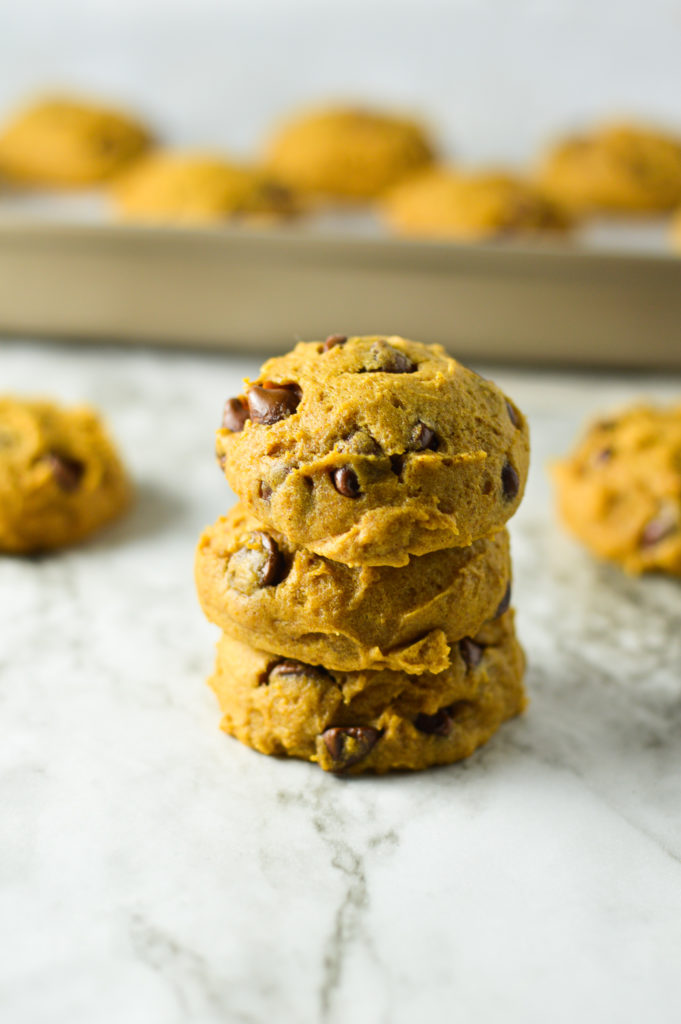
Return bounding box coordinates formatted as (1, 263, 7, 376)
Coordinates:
(410, 422, 438, 451)
(331, 465, 361, 498)
(363, 340, 416, 374)
(247, 382, 301, 425)
(267, 659, 330, 683)
(259, 481, 272, 501)
(641, 513, 677, 548)
(227, 531, 284, 594)
(222, 397, 249, 432)
(321, 726, 380, 771)
(459, 637, 484, 669)
(592, 447, 613, 466)
(501, 461, 520, 500)
(45, 452, 85, 492)
(505, 400, 520, 429)
(413, 708, 453, 736)
(323, 334, 347, 352)
(494, 582, 511, 619)
(389, 453, 405, 478)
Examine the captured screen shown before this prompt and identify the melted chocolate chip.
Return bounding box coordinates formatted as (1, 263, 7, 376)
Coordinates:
(323, 334, 347, 352)
(410, 422, 438, 451)
(494, 582, 512, 619)
(363, 340, 416, 374)
(268, 659, 329, 683)
(505, 400, 520, 429)
(501, 461, 520, 500)
(45, 452, 85, 492)
(389, 453, 406, 478)
(321, 726, 380, 771)
(331, 465, 361, 498)
(259, 481, 273, 501)
(247, 382, 301, 425)
(222, 397, 249, 432)
(459, 637, 484, 670)
(413, 708, 453, 736)
(592, 447, 613, 466)
(641, 514, 677, 548)
(227, 531, 284, 594)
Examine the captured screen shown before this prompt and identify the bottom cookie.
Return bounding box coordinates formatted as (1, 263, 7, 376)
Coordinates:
(208, 611, 526, 774)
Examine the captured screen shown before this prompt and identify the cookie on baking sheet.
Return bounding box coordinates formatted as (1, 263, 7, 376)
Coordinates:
(383, 167, 571, 240)
(0, 96, 151, 187)
(208, 611, 526, 774)
(195, 503, 512, 674)
(554, 403, 681, 575)
(264, 106, 435, 201)
(216, 335, 529, 567)
(113, 151, 298, 224)
(0, 397, 130, 553)
(537, 122, 681, 214)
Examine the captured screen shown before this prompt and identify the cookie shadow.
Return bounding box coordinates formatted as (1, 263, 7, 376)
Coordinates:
(90, 479, 188, 550)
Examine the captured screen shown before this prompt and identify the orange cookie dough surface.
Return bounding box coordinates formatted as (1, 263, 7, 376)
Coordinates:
(113, 151, 298, 223)
(384, 168, 571, 240)
(196, 504, 512, 674)
(554, 403, 681, 575)
(265, 106, 434, 200)
(0, 396, 131, 553)
(216, 336, 529, 567)
(538, 122, 681, 214)
(209, 611, 526, 775)
(0, 96, 151, 187)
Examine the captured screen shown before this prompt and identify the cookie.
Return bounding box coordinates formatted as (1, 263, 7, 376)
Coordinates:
(553, 403, 681, 575)
(216, 336, 529, 567)
(113, 151, 298, 223)
(0, 397, 130, 553)
(264, 106, 434, 201)
(537, 122, 681, 214)
(195, 504, 512, 674)
(383, 168, 571, 240)
(0, 96, 151, 187)
(208, 611, 526, 774)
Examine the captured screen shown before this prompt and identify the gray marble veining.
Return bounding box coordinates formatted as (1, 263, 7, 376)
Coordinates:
(1, 340, 681, 1024)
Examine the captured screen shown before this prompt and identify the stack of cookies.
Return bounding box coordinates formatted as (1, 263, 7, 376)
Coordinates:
(195, 335, 530, 774)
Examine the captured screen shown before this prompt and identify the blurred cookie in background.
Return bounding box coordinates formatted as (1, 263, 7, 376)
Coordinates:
(383, 167, 571, 240)
(264, 105, 435, 202)
(0, 95, 152, 188)
(113, 151, 298, 224)
(553, 403, 681, 575)
(537, 121, 681, 215)
(0, 396, 131, 553)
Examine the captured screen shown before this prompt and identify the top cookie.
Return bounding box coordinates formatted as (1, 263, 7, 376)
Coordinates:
(0, 396, 130, 552)
(384, 168, 571, 240)
(264, 106, 434, 200)
(554, 403, 681, 575)
(113, 151, 298, 223)
(216, 336, 529, 566)
(0, 96, 151, 187)
(537, 121, 681, 214)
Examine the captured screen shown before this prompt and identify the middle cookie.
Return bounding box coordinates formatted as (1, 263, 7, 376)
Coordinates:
(195, 504, 511, 675)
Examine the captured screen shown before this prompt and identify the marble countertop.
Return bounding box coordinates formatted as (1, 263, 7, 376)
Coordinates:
(2, 338, 681, 1024)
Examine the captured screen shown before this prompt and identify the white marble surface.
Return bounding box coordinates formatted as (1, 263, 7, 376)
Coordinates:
(1, 339, 681, 1024)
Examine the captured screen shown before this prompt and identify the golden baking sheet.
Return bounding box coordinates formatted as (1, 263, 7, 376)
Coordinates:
(0, 210, 679, 366)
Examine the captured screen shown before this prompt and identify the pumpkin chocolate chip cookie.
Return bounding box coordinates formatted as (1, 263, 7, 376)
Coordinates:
(384, 168, 571, 240)
(554, 402, 681, 575)
(208, 611, 526, 775)
(113, 151, 298, 223)
(195, 503, 512, 674)
(0, 397, 130, 553)
(216, 336, 529, 567)
(537, 121, 681, 214)
(0, 95, 151, 188)
(264, 106, 435, 201)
